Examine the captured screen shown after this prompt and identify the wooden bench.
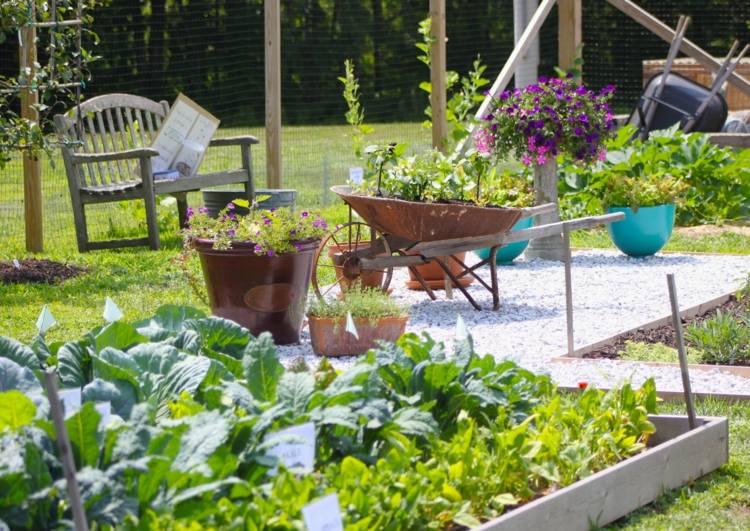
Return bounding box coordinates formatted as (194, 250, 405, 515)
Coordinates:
(54, 93, 258, 252)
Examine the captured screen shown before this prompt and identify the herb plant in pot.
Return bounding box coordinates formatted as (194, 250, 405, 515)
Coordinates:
(603, 173, 685, 257)
(474, 76, 617, 261)
(307, 287, 408, 356)
(183, 201, 328, 344)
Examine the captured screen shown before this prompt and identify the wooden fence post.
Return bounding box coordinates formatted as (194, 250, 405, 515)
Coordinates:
(20, 3, 44, 252)
(558, 0, 582, 75)
(430, 0, 447, 153)
(264, 0, 282, 188)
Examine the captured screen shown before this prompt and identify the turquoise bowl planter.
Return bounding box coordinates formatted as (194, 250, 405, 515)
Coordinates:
(607, 204, 675, 257)
(475, 216, 533, 265)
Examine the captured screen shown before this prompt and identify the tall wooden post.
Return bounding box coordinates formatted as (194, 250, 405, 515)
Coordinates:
(558, 0, 582, 75)
(20, 4, 44, 252)
(430, 0, 447, 153)
(264, 0, 282, 188)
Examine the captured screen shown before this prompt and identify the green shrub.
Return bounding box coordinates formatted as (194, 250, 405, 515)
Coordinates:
(686, 311, 750, 365)
(307, 286, 407, 320)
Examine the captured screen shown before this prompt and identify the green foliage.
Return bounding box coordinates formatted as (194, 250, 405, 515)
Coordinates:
(0, 1, 100, 169)
(619, 341, 700, 364)
(307, 286, 406, 320)
(338, 59, 374, 158)
(183, 204, 329, 253)
(686, 311, 750, 366)
(0, 306, 659, 529)
(359, 145, 533, 207)
(560, 125, 750, 224)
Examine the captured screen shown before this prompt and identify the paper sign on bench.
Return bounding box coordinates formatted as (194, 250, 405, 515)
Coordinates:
(264, 421, 316, 476)
(301, 493, 344, 531)
(150, 93, 220, 178)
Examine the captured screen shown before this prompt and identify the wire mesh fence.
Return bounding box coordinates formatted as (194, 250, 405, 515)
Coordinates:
(0, 0, 748, 252)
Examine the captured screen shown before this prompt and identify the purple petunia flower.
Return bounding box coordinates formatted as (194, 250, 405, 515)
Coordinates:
(227, 203, 235, 210)
(254, 244, 263, 253)
(198, 207, 208, 214)
(186, 207, 194, 219)
(301, 211, 309, 218)
(267, 250, 274, 257)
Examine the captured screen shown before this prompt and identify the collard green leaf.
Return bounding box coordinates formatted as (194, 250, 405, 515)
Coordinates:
(155, 357, 212, 407)
(390, 407, 437, 436)
(82, 378, 137, 419)
(0, 358, 42, 395)
(91, 348, 140, 395)
(243, 333, 283, 402)
(0, 337, 38, 370)
(0, 390, 36, 432)
(172, 411, 231, 475)
(94, 322, 148, 353)
(134, 305, 206, 341)
(184, 317, 250, 359)
(129, 344, 185, 396)
(276, 372, 315, 415)
(64, 402, 101, 469)
(57, 340, 91, 387)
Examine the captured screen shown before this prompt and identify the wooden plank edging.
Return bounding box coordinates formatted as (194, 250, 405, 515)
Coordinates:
(478, 415, 728, 531)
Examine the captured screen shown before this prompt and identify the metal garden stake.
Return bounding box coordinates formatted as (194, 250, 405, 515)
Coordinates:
(667, 274, 697, 430)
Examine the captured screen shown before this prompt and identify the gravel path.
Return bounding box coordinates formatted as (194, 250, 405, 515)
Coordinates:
(279, 249, 750, 395)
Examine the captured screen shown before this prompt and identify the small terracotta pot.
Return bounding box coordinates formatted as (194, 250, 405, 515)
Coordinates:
(327, 241, 384, 290)
(406, 251, 473, 290)
(308, 315, 408, 356)
(193, 238, 319, 345)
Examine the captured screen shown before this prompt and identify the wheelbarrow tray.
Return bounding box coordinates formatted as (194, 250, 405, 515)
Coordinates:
(332, 185, 523, 242)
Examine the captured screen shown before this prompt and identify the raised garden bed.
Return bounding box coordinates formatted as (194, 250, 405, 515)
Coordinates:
(554, 290, 750, 380)
(479, 415, 728, 531)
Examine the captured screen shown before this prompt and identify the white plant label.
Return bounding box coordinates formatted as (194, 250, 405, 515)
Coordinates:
(345, 311, 359, 339)
(348, 166, 364, 185)
(301, 493, 344, 531)
(95, 401, 112, 430)
(455, 314, 469, 341)
(12, 259, 21, 269)
(265, 422, 316, 476)
(103, 297, 124, 322)
(59, 388, 82, 419)
(36, 305, 57, 335)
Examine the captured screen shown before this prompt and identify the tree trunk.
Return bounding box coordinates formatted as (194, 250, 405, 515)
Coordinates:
(525, 158, 566, 261)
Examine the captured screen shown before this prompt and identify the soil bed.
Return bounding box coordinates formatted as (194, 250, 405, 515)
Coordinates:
(0, 259, 84, 284)
(583, 294, 749, 366)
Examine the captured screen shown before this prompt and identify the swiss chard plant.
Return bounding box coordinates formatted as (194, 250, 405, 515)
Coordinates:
(0, 306, 657, 529)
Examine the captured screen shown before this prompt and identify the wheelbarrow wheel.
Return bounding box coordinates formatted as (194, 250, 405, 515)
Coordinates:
(312, 221, 393, 300)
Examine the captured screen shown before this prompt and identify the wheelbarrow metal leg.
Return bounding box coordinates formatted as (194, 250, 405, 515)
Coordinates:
(434, 257, 481, 311)
(450, 254, 494, 294)
(489, 246, 500, 311)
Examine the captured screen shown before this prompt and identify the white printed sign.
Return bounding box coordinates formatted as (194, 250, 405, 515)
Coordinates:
(151, 93, 220, 177)
(348, 166, 364, 185)
(264, 422, 316, 476)
(36, 305, 57, 335)
(301, 493, 344, 531)
(59, 388, 82, 419)
(95, 402, 112, 430)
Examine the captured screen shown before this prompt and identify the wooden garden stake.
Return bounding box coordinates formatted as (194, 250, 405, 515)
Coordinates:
(43, 372, 90, 531)
(20, 2, 44, 253)
(429, 0, 447, 153)
(264, 0, 282, 188)
(667, 274, 697, 430)
(563, 224, 574, 356)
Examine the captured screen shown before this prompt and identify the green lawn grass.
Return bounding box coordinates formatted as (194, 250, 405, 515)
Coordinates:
(610, 399, 750, 530)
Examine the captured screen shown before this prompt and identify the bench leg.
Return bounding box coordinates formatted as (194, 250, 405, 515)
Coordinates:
(174, 192, 189, 228)
(71, 198, 89, 253)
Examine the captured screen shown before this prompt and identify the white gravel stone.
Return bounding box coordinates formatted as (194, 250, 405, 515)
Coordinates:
(279, 249, 750, 395)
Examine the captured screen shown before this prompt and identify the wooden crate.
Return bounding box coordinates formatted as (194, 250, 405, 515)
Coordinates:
(479, 415, 728, 531)
(643, 58, 750, 111)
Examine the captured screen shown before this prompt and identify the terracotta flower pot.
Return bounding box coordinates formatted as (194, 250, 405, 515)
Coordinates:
(326, 241, 384, 290)
(193, 238, 319, 345)
(406, 251, 473, 291)
(308, 314, 408, 356)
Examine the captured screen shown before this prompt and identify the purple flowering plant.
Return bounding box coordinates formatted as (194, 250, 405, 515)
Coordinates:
(183, 199, 328, 254)
(475, 76, 617, 166)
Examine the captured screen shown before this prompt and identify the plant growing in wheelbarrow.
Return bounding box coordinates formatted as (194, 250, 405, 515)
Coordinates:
(183, 201, 328, 344)
(307, 286, 409, 356)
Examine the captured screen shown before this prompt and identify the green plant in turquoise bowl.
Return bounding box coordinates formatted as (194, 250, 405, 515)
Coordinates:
(603, 173, 686, 257)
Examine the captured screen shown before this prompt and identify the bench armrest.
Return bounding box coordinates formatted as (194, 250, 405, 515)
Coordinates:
(209, 135, 260, 147)
(70, 147, 159, 164)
